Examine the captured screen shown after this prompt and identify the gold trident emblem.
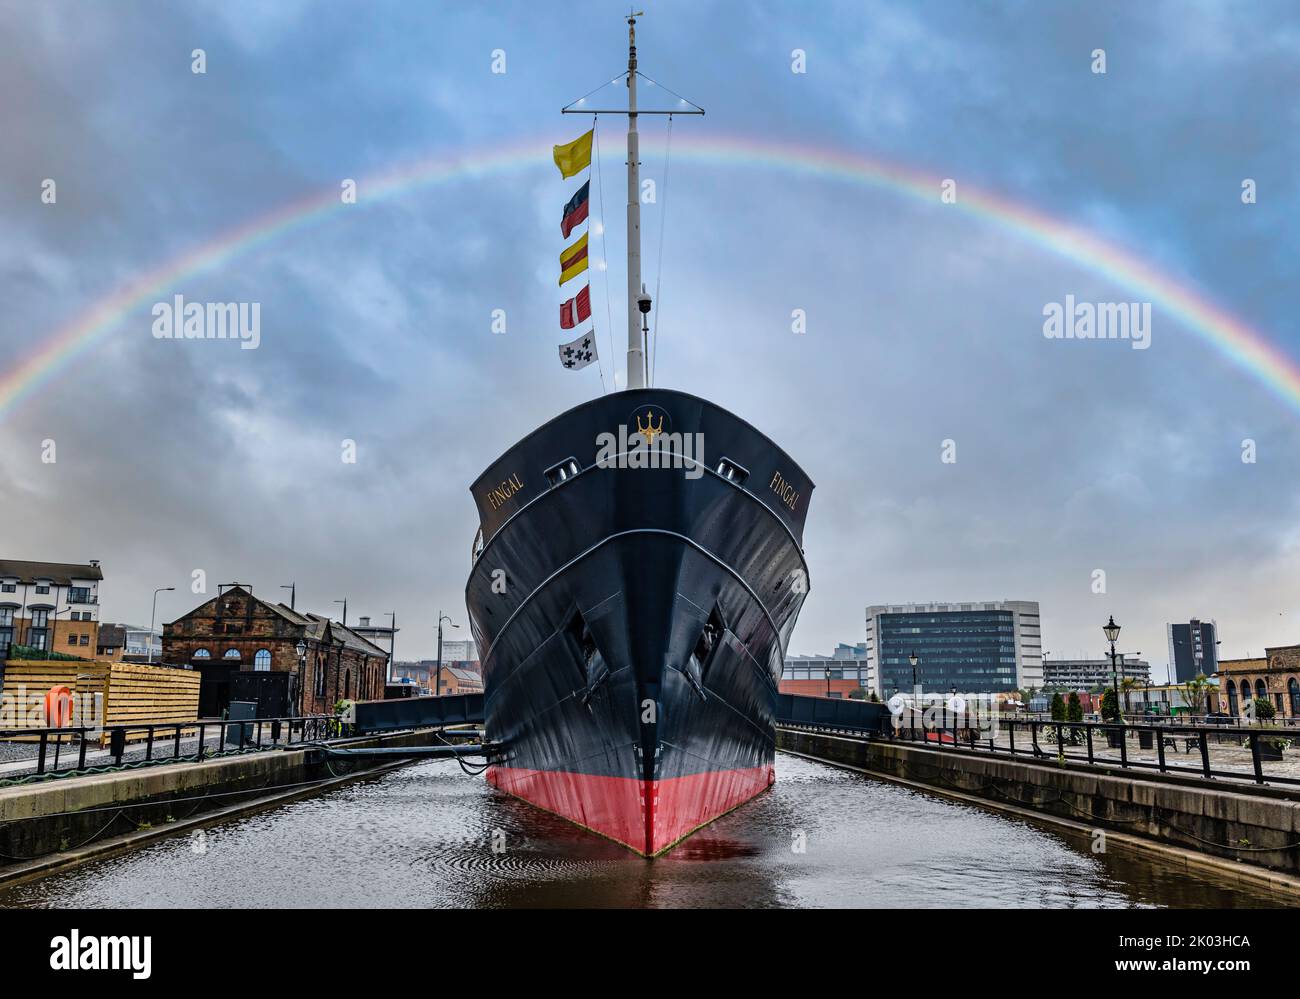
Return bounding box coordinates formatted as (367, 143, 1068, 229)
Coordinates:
(635, 410, 665, 444)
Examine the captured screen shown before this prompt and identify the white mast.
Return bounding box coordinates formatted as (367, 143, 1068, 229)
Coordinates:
(560, 12, 702, 392)
(624, 12, 645, 390)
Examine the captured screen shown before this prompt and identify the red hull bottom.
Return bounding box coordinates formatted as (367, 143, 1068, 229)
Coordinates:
(486, 763, 776, 856)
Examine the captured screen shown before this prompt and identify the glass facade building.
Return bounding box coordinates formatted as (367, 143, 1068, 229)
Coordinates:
(865, 601, 1041, 696)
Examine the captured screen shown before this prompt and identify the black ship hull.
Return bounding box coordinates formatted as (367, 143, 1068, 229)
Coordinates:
(466, 389, 812, 855)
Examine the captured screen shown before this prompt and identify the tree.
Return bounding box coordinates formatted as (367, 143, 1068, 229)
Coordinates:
(1100, 688, 1120, 722)
(1049, 692, 1066, 721)
(1182, 673, 1210, 716)
(1067, 692, 1083, 723)
(1119, 676, 1141, 715)
(1251, 696, 1276, 723)
(848, 687, 866, 700)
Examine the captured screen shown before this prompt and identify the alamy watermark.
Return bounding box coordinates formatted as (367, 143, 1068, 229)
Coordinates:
(0, 684, 103, 734)
(1043, 295, 1150, 350)
(152, 294, 261, 350)
(886, 689, 1002, 738)
(595, 419, 705, 480)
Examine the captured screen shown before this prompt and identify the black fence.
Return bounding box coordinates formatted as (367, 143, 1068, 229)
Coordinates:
(0, 715, 338, 782)
(895, 716, 1300, 787)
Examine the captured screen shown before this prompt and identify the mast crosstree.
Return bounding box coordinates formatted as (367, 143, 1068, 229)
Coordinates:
(561, 11, 703, 391)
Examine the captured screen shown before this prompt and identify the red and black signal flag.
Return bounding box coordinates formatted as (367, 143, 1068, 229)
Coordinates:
(561, 180, 590, 239)
(560, 284, 591, 330)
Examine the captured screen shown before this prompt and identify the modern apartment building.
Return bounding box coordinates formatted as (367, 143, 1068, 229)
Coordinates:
(0, 558, 104, 666)
(1042, 656, 1151, 690)
(865, 601, 1042, 697)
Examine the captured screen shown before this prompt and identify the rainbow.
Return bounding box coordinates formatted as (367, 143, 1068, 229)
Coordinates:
(3, 132, 1296, 420)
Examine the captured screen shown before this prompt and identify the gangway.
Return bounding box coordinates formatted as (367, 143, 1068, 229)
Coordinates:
(348, 691, 888, 741)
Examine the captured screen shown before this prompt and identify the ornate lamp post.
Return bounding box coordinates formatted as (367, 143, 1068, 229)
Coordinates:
(295, 639, 307, 716)
(1103, 615, 1121, 724)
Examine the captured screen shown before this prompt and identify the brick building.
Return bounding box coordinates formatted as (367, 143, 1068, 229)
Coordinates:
(0, 558, 103, 669)
(1219, 648, 1300, 719)
(778, 678, 864, 699)
(161, 585, 387, 717)
(436, 664, 483, 695)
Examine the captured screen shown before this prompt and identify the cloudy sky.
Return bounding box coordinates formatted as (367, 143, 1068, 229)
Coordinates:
(1, 0, 1297, 678)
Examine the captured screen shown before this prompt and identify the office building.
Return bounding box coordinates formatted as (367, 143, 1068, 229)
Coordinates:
(865, 601, 1042, 697)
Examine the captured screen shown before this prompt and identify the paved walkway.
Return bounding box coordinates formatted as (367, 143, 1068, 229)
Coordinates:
(0, 726, 282, 780)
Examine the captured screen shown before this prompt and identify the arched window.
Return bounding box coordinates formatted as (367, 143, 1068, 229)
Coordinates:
(344, 669, 351, 699)
(1227, 681, 1239, 716)
(1240, 680, 1251, 711)
(254, 649, 272, 672)
(223, 648, 241, 660)
(1289, 677, 1300, 716)
(1255, 679, 1267, 703)
(193, 648, 211, 659)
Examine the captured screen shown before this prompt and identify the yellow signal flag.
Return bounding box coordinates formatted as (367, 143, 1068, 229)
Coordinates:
(558, 232, 590, 285)
(553, 129, 594, 179)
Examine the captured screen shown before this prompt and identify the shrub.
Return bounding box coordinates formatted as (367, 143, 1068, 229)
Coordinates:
(1251, 697, 1276, 722)
(1100, 689, 1120, 722)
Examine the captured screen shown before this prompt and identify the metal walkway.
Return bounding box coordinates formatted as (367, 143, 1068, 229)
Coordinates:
(352, 691, 888, 736)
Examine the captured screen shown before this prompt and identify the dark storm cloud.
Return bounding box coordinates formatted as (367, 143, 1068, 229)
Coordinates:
(0, 0, 1297, 675)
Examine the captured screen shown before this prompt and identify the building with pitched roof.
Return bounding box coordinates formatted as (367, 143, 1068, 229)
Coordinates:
(161, 584, 388, 717)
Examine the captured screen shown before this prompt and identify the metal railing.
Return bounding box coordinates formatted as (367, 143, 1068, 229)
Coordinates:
(894, 716, 1300, 787)
(0, 715, 340, 782)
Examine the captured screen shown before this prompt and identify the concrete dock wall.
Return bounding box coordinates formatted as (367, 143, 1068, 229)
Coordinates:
(0, 728, 451, 869)
(778, 729, 1300, 875)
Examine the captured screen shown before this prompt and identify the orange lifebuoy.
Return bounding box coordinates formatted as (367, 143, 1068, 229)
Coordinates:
(44, 685, 74, 728)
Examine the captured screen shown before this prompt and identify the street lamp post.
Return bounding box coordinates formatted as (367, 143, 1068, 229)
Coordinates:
(824, 666, 832, 698)
(1103, 615, 1122, 725)
(435, 611, 459, 697)
(385, 611, 397, 684)
(149, 587, 175, 664)
(295, 639, 307, 716)
(909, 651, 919, 730)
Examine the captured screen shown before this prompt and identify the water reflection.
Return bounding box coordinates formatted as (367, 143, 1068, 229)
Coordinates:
(0, 754, 1283, 908)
